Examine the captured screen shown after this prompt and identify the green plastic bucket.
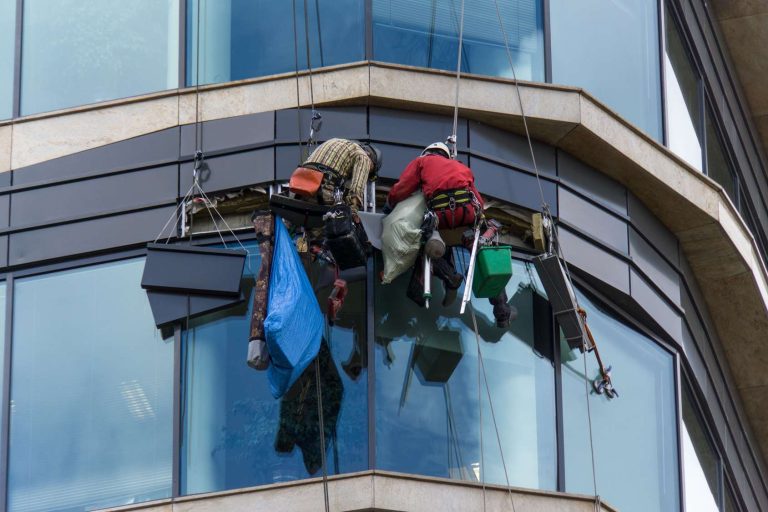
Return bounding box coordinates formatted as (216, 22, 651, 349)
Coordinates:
(472, 245, 513, 298)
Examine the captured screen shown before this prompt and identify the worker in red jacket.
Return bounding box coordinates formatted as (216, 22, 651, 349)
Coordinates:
(386, 141, 484, 230)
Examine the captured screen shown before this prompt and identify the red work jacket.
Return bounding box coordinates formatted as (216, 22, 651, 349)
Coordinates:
(387, 154, 484, 208)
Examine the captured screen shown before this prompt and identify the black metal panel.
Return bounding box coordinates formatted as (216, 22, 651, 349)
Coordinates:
(369, 107, 468, 151)
(627, 192, 679, 267)
(142, 244, 246, 296)
(629, 269, 683, 342)
(275, 145, 303, 181)
(557, 227, 629, 294)
(469, 156, 557, 214)
(0, 172, 10, 188)
(146, 290, 245, 328)
(276, 107, 368, 142)
(180, 148, 274, 193)
(8, 206, 176, 265)
(11, 165, 178, 228)
(557, 150, 626, 214)
(13, 128, 180, 185)
(0, 195, 9, 228)
(180, 112, 275, 158)
(469, 121, 557, 177)
(629, 228, 680, 305)
(558, 188, 628, 253)
(0, 236, 7, 268)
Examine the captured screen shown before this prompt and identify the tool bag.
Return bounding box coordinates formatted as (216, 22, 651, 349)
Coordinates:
(381, 192, 427, 284)
(322, 204, 369, 270)
(288, 167, 324, 198)
(428, 188, 479, 230)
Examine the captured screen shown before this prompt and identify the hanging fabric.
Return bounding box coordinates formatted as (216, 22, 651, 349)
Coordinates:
(264, 216, 324, 398)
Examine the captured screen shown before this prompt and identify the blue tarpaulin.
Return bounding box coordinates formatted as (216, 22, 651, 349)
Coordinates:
(264, 217, 324, 398)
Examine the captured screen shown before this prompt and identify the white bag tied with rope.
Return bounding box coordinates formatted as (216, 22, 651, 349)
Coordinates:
(381, 192, 427, 284)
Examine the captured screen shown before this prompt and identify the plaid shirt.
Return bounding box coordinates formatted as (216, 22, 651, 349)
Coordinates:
(304, 138, 372, 212)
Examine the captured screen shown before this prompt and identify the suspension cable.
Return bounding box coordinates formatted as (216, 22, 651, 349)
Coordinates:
(292, 0, 303, 164)
(449, 0, 466, 158)
(490, 0, 602, 506)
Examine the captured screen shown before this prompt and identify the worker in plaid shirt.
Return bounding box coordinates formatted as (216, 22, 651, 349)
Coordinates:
(302, 138, 381, 213)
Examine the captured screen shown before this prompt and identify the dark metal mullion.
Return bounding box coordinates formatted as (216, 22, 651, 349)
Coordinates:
(543, 0, 552, 83)
(700, 80, 708, 176)
(172, 323, 182, 497)
(675, 351, 687, 512)
(12, 0, 22, 118)
(0, 275, 13, 512)
(178, 0, 187, 89)
(366, 256, 375, 470)
(364, 0, 372, 60)
(658, 0, 668, 146)
(553, 317, 565, 492)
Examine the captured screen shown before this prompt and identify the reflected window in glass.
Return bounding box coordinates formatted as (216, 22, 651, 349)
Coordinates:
(374, 254, 556, 489)
(181, 240, 368, 494)
(373, 0, 544, 82)
(561, 289, 679, 512)
(705, 105, 737, 203)
(8, 259, 173, 512)
(0, 0, 14, 119)
(187, 0, 365, 86)
(681, 383, 720, 512)
(21, 0, 179, 115)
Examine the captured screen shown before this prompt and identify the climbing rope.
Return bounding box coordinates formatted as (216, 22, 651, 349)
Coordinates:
(448, 0, 466, 159)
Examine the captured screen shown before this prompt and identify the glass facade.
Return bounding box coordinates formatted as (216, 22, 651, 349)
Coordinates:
(181, 242, 368, 494)
(562, 289, 679, 512)
(682, 384, 720, 512)
(8, 259, 173, 512)
(705, 104, 737, 203)
(550, 0, 663, 140)
(374, 254, 556, 489)
(373, 0, 544, 82)
(20, 0, 179, 115)
(187, 0, 365, 86)
(0, 0, 14, 120)
(665, 7, 703, 171)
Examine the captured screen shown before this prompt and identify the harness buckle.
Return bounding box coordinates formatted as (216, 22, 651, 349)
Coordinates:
(448, 196, 457, 211)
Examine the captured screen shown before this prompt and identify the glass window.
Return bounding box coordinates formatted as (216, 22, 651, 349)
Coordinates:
(705, 105, 737, 203)
(550, 0, 662, 140)
(681, 383, 720, 512)
(187, 0, 364, 86)
(181, 241, 368, 494)
(8, 259, 173, 512)
(562, 289, 679, 512)
(21, 0, 180, 115)
(373, 0, 544, 82)
(665, 7, 703, 171)
(0, 0, 14, 119)
(374, 255, 556, 489)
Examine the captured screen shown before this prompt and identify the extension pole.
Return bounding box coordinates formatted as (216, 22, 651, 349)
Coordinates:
(460, 226, 481, 314)
(423, 254, 432, 309)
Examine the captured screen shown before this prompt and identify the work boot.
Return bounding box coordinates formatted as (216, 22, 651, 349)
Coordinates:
(432, 255, 463, 289)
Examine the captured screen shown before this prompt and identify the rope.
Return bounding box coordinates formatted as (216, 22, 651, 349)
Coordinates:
(477, 321, 487, 512)
(490, 0, 602, 501)
(315, 355, 331, 512)
(292, 0, 303, 163)
(449, 0, 466, 158)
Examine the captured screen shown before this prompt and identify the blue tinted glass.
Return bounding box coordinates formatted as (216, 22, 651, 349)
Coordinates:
(373, 0, 544, 81)
(550, 0, 662, 140)
(375, 255, 556, 489)
(181, 241, 367, 494)
(0, 0, 14, 119)
(9, 259, 173, 512)
(682, 384, 719, 512)
(187, 0, 365, 86)
(562, 290, 679, 512)
(21, 0, 179, 115)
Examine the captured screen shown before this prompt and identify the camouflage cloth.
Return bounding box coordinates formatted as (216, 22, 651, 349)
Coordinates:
(247, 213, 275, 370)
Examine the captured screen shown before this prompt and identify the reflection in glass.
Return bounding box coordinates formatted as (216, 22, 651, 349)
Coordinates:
(181, 242, 367, 494)
(550, 0, 662, 140)
(187, 0, 364, 86)
(682, 383, 720, 512)
(0, 0, 14, 119)
(21, 0, 179, 115)
(705, 106, 737, 203)
(9, 259, 173, 512)
(373, 0, 544, 82)
(374, 254, 556, 489)
(562, 290, 679, 512)
(665, 7, 702, 170)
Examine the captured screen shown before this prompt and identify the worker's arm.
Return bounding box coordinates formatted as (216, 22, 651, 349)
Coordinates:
(387, 158, 422, 207)
(347, 152, 370, 213)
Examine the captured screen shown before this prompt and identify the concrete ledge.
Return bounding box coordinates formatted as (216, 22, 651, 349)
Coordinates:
(100, 471, 617, 512)
(7, 61, 768, 468)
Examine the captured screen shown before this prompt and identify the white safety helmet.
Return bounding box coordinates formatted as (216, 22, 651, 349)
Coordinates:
(420, 142, 451, 158)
